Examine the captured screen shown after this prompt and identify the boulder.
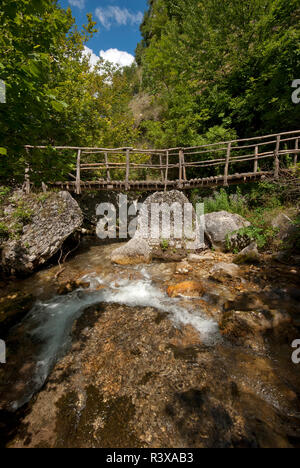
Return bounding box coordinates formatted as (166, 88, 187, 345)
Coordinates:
(200, 211, 250, 252)
(111, 238, 152, 265)
(111, 190, 206, 264)
(234, 242, 260, 265)
(0, 191, 83, 275)
(210, 262, 240, 282)
(134, 190, 205, 250)
(167, 280, 205, 298)
(271, 213, 295, 242)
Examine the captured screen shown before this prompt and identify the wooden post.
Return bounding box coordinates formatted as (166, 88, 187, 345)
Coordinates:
(24, 147, 31, 194)
(254, 145, 259, 173)
(164, 150, 169, 192)
(104, 152, 111, 181)
(274, 135, 280, 180)
(125, 149, 130, 190)
(294, 138, 299, 166)
(76, 149, 81, 195)
(159, 153, 164, 182)
(224, 142, 231, 186)
(182, 149, 187, 181)
(179, 149, 184, 188)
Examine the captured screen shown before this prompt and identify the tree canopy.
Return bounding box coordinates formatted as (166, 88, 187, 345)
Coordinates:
(0, 0, 299, 183)
(136, 0, 300, 147)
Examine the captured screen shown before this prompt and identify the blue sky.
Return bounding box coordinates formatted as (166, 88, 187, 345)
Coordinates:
(59, 0, 148, 66)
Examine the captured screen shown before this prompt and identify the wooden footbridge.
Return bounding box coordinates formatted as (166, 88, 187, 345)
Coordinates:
(24, 130, 300, 193)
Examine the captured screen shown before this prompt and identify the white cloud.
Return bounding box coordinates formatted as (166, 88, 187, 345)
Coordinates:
(100, 48, 135, 67)
(83, 46, 135, 70)
(83, 46, 100, 69)
(68, 0, 85, 9)
(95, 6, 143, 30)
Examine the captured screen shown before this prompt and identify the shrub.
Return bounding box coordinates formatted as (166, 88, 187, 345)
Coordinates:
(0, 186, 11, 203)
(204, 187, 247, 216)
(12, 203, 33, 224)
(0, 222, 9, 240)
(160, 239, 170, 251)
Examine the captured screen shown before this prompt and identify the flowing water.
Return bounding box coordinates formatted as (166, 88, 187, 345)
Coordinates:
(0, 239, 300, 448)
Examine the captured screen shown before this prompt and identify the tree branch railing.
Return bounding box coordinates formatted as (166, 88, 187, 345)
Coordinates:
(23, 130, 300, 193)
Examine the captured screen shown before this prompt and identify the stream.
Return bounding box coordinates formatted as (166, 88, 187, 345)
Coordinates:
(0, 239, 300, 448)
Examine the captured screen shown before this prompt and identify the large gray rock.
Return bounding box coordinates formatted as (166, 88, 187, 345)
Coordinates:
(110, 190, 206, 265)
(201, 211, 251, 251)
(1, 191, 83, 275)
(134, 190, 205, 250)
(271, 212, 297, 242)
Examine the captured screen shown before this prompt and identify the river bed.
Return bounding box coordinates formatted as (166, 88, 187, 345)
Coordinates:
(0, 239, 300, 448)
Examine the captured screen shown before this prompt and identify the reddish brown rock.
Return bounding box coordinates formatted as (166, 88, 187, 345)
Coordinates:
(167, 281, 205, 298)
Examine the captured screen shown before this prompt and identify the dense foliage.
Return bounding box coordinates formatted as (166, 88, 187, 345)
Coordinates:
(0, 0, 138, 182)
(136, 0, 300, 147)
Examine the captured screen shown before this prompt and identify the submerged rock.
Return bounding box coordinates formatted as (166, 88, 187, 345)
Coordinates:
(201, 211, 250, 252)
(167, 280, 205, 298)
(0, 293, 35, 336)
(1, 191, 83, 276)
(210, 263, 240, 282)
(220, 291, 295, 352)
(57, 279, 90, 296)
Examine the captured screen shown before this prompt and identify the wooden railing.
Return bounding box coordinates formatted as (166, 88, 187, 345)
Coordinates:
(24, 130, 300, 193)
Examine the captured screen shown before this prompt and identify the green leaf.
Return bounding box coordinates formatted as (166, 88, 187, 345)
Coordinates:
(50, 100, 68, 112)
(0, 148, 7, 155)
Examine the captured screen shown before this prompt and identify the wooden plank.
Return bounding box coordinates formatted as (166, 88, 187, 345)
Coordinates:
(76, 149, 81, 195)
(274, 135, 281, 179)
(224, 142, 232, 186)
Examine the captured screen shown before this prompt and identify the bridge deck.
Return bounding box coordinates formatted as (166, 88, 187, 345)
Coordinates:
(49, 170, 273, 192)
